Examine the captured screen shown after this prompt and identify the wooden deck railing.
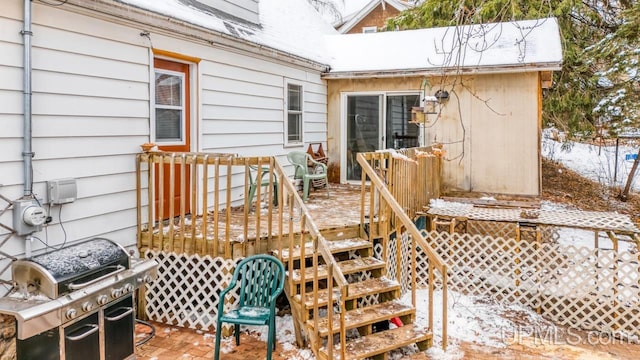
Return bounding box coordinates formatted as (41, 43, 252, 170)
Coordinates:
(357, 148, 449, 350)
(135, 151, 349, 357)
(136, 151, 281, 257)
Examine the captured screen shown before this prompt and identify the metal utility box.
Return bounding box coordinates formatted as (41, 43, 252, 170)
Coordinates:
(47, 178, 77, 205)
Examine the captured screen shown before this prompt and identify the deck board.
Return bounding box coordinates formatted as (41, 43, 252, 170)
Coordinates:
(140, 184, 367, 256)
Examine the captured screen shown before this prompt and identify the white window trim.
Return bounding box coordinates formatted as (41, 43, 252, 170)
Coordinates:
(362, 26, 377, 33)
(153, 68, 186, 146)
(284, 79, 304, 147)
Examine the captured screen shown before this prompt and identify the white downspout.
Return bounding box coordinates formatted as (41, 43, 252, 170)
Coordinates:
(22, 0, 34, 197)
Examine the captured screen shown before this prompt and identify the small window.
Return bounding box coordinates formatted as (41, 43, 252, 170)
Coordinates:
(362, 26, 377, 34)
(285, 82, 303, 146)
(154, 70, 185, 143)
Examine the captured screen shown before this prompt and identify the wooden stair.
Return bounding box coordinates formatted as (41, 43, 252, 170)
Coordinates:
(274, 226, 432, 359)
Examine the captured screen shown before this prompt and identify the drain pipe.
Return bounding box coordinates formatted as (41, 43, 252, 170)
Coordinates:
(22, 0, 34, 197)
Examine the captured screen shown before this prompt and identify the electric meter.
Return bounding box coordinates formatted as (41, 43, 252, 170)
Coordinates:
(23, 205, 47, 226)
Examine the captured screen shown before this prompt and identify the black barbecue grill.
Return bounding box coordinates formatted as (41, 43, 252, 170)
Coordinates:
(12, 238, 130, 299)
(0, 237, 157, 360)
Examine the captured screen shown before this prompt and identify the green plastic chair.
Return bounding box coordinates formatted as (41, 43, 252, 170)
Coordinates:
(214, 254, 285, 360)
(286, 151, 330, 202)
(247, 165, 278, 207)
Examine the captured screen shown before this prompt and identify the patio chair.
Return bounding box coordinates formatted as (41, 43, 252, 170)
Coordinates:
(214, 254, 285, 360)
(247, 165, 278, 208)
(286, 151, 330, 202)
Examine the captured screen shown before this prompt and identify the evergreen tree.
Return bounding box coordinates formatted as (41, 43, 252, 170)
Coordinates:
(586, 2, 640, 135)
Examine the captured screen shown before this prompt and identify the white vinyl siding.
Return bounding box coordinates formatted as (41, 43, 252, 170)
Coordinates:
(199, 52, 327, 155)
(0, 1, 150, 253)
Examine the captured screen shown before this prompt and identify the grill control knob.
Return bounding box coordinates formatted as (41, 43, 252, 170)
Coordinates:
(65, 309, 77, 320)
(81, 302, 94, 312)
(123, 283, 135, 293)
(111, 288, 122, 299)
(96, 295, 109, 305)
(143, 275, 154, 284)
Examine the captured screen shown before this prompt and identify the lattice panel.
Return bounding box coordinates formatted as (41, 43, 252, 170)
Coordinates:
(428, 203, 639, 233)
(467, 220, 515, 239)
(144, 251, 242, 331)
(418, 231, 640, 338)
(347, 248, 380, 307)
(380, 232, 419, 295)
(458, 220, 560, 244)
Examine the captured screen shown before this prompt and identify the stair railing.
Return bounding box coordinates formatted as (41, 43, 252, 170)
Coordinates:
(272, 160, 349, 359)
(357, 150, 449, 350)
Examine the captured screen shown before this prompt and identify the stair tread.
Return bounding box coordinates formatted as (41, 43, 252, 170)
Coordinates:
(295, 277, 400, 309)
(319, 324, 432, 360)
(274, 238, 371, 261)
(307, 299, 415, 336)
(290, 256, 385, 283)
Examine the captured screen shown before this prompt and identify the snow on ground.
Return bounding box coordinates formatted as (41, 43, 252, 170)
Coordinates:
(542, 130, 639, 191)
(236, 287, 555, 360)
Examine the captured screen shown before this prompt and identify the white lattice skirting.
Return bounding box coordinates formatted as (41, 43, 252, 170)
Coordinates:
(144, 251, 242, 331)
(421, 231, 640, 339)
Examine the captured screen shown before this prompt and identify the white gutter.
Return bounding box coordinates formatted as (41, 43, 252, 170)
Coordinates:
(322, 62, 563, 79)
(21, 0, 33, 197)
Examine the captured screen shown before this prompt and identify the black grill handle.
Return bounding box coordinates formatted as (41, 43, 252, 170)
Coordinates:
(105, 307, 133, 322)
(66, 324, 99, 341)
(68, 265, 126, 290)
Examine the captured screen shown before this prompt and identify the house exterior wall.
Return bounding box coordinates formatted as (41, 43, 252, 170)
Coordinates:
(345, 4, 402, 34)
(326, 72, 541, 196)
(0, 0, 327, 258)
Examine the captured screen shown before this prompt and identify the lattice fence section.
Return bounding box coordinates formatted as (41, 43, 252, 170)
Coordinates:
(377, 231, 422, 295)
(464, 221, 559, 243)
(144, 251, 242, 331)
(417, 231, 640, 339)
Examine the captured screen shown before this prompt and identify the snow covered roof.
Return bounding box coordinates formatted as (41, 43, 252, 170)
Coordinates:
(337, 0, 412, 33)
(109, 2, 561, 78)
(117, 0, 338, 66)
(324, 17, 563, 78)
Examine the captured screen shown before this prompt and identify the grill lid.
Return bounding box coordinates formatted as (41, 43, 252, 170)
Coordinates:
(12, 238, 130, 299)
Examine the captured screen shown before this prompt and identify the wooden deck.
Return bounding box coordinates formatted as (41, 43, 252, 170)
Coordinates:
(139, 184, 367, 257)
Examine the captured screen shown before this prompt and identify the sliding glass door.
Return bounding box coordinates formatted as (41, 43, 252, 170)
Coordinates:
(344, 93, 421, 182)
(386, 94, 420, 149)
(346, 95, 381, 181)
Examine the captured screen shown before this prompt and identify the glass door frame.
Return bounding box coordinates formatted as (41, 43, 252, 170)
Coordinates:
(340, 90, 424, 184)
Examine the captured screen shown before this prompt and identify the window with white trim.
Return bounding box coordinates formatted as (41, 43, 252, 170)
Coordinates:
(285, 81, 303, 146)
(154, 69, 185, 144)
(362, 26, 377, 33)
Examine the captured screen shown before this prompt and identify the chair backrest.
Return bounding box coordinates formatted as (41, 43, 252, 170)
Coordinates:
(248, 165, 276, 186)
(287, 151, 310, 178)
(233, 254, 285, 308)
